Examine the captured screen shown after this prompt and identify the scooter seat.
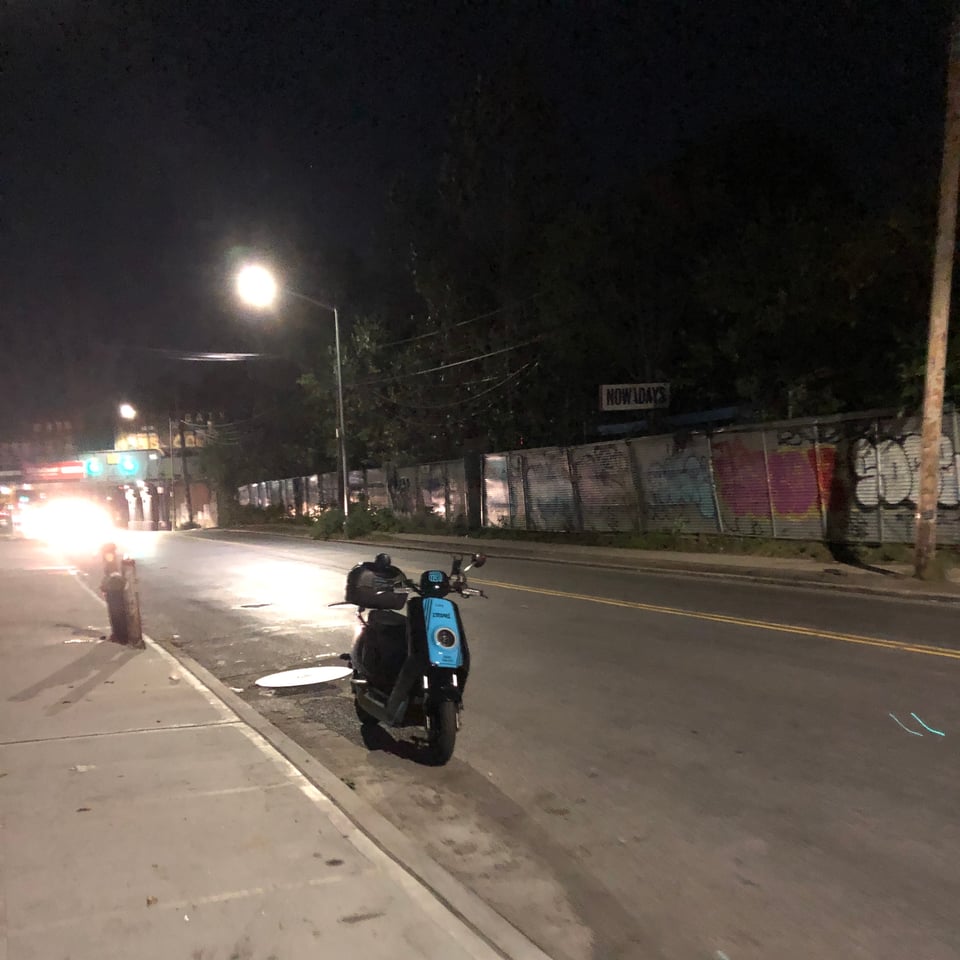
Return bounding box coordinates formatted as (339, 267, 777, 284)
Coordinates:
(368, 609, 406, 628)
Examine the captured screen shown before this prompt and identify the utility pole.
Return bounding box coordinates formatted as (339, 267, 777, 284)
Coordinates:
(915, 11, 960, 579)
(178, 416, 195, 527)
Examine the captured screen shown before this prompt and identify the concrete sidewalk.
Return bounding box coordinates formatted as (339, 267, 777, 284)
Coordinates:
(377, 532, 960, 597)
(380, 534, 960, 599)
(0, 543, 515, 960)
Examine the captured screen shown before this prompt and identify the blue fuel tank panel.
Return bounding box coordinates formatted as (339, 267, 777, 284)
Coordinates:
(422, 597, 464, 668)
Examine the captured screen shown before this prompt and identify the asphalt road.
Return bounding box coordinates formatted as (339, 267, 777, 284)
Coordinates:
(65, 531, 960, 960)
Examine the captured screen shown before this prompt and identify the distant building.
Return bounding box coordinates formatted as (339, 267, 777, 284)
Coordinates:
(0, 419, 82, 472)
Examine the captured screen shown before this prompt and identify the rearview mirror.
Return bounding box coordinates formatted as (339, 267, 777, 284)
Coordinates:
(471, 553, 487, 568)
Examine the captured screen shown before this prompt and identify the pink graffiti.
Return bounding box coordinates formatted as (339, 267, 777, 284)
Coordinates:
(712, 439, 840, 519)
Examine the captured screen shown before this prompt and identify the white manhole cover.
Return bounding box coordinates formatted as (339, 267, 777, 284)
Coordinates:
(254, 666, 353, 688)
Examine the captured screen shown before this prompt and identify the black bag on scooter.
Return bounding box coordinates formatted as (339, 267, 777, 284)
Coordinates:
(344, 556, 406, 610)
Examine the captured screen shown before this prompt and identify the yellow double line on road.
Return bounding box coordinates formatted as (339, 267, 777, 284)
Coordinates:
(473, 578, 960, 662)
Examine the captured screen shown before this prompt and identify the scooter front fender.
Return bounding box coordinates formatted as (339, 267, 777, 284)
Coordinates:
(423, 669, 464, 708)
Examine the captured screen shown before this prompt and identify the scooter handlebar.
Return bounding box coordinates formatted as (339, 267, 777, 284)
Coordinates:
(381, 574, 485, 599)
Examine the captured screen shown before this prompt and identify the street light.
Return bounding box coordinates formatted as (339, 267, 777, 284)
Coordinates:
(116, 403, 138, 453)
(234, 262, 350, 522)
(235, 264, 279, 310)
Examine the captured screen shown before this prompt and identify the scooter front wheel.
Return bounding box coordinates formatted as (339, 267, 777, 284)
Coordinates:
(428, 700, 458, 765)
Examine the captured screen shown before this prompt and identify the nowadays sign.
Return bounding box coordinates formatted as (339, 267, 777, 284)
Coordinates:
(599, 383, 670, 412)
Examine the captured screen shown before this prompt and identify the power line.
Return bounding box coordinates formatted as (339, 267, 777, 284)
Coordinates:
(380, 365, 541, 427)
(379, 362, 537, 411)
(345, 310, 583, 389)
(368, 373, 501, 406)
(377, 291, 545, 348)
(346, 337, 542, 388)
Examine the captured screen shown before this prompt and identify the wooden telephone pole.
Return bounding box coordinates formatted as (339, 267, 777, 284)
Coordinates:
(915, 11, 960, 578)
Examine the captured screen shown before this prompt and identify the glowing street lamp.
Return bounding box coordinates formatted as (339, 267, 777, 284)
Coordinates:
(235, 263, 279, 310)
(119, 403, 137, 421)
(234, 262, 349, 522)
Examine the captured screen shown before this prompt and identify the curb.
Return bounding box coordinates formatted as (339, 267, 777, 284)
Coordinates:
(330, 536, 960, 607)
(404, 540, 960, 604)
(148, 637, 553, 960)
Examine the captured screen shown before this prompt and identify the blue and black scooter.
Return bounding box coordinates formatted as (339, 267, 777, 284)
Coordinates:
(341, 552, 487, 765)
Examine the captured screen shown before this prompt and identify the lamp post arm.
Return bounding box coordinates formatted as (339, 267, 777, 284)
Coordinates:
(285, 289, 336, 313)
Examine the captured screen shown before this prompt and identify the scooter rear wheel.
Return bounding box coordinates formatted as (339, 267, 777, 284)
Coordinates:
(428, 700, 457, 765)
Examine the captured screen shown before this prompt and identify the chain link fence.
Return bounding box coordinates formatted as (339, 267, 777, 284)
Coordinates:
(238, 408, 960, 544)
(239, 459, 468, 522)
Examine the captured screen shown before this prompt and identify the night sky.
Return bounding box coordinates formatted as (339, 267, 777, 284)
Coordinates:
(1, 0, 950, 424)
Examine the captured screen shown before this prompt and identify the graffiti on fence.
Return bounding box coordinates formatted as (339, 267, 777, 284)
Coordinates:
(524, 453, 578, 530)
(387, 466, 418, 513)
(482, 456, 511, 526)
(776, 423, 843, 447)
(644, 450, 715, 520)
(244, 412, 960, 544)
(712, 437, 838, 521)
(421, 469, 445, 515)
(572, 445, 637, 531)
(388, 471, 411, 492)
(712, 440, 768, 519)
(851, 433, 959, 508)
(576, 445, 627, 486)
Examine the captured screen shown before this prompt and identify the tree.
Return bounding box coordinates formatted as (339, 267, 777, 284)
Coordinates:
(390, 59, 577, 453)
(837, 191, 958, 411)
(660, 117, 859, 416)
